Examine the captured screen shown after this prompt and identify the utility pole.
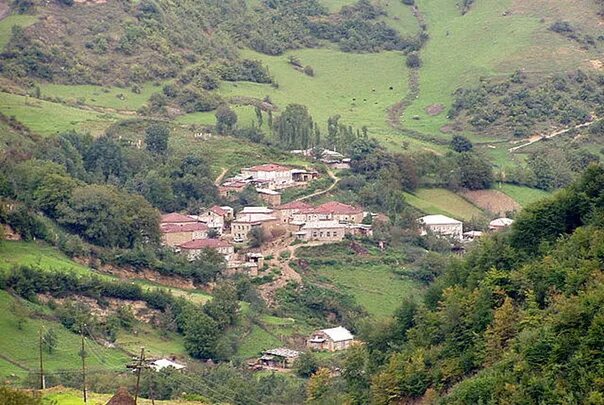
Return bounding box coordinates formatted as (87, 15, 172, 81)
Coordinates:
(134, 347, 145, 405)
(38, 329, 45, 390)
(80, 324, 87, 405)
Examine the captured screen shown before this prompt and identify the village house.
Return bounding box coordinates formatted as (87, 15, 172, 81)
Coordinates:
(198, 205, 228, 235)
(256, 188, 282, 207)
(160, 213, 208, 247)
(307, 326, 354, 352)
(291, 168, 319, 182)
(225, 253, 264, 277)
(231, 211, 279, 241)
(273, 201, 313, 224)
(258, 348, 301, 369)
(489, 217, 514, 231)
(294, 221, 349, 242)
(418, 214, 463, 241)
(241, 163, 294, 190)
(218, 180, 248, 198)
(178, 238, 234, 261)
(292, 201, 365, 224)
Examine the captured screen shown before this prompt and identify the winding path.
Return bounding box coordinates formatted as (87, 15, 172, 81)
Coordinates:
(294, 169, 339, 202)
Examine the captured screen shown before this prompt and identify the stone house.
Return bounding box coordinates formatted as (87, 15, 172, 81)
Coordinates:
(292, 202, 364, 224)
(160, 213, 208, 247)
(418, 214, 463, 241)
(307, 326, 354, 352)
(198, 205, 228, 235)
(294, 221, 349, 242)
(231, 213, 278, 241)
(273, 201, 313, 224)
(218, 180, 247, 198)
(256, 188, 282, 207)
(178, 238, 234, 261)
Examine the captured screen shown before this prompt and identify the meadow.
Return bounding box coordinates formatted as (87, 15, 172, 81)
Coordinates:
(403, 188, 485, 221)
(498, 184, 552, 207)
(0, 15, 38, 50)
(39, 82, 164, 111)
(0, 290, 129, 378)
(0, 91, 125, 136)
(298, 243, 423, 318)
(42, 387, 205, 405)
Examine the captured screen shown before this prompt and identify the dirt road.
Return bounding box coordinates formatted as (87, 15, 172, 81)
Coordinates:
(214, 167, 228, 186)
(509, 117, 600, 153)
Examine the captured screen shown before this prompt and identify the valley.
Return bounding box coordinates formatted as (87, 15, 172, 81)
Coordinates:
(0, 0, 603, 403)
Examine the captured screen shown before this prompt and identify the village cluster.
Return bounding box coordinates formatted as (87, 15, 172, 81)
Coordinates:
(158, 162, 514, 371)
(160, 163, 373, 276)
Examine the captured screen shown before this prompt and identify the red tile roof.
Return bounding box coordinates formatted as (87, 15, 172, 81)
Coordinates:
(275, 201, 313, 210)
(248, 163, 291, 172)
(209, 205, 227, 216)
(161, 213, 197, 224)
(315, 201, 363, 215)
(179, 239, 232, 249)
(161, 223, 209, 233)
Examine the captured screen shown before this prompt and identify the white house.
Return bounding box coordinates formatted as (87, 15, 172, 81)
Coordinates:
(198, 205, 228, 235)
(241, 164, 293, 189)
(150, 359, 186, 371)
(418, 214, 463, 241)
(489, 217, 514, 231)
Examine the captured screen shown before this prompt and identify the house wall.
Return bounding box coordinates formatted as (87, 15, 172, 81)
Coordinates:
(427, 223, 463, 240)
(259, 193, 281, 207)
(304, 227, 347, 242)
(163, 231, 194, 247)
(333, 212, 364, 223)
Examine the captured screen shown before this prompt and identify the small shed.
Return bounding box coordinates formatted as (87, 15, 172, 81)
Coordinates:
(489, 217, 514, 231)
(259, 348, 301, 369)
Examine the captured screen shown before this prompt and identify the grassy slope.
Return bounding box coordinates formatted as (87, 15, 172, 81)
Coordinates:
(404, 0, 541, 137)
(0, 290, 129, 378)
(0, 92, 125, 136)
(213, 48, 429, 151)
(298, 243, 423, 318)
(404, 188, 485, 220)
(498, 184, 551, 207)
(42, 387, 205, 405)
(39, 82, 164, 111)
(319, 0, 357, 12)
(404, 0, 601, 139)
(0, 15, 38, 50)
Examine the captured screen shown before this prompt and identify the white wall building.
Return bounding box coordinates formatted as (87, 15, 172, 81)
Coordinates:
(418, 214, 463, 241)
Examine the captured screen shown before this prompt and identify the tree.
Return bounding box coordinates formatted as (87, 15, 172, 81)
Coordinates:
(145, 124, 170, 155)
(457, 152, 493, 190)
(183, 311, 219, 360)
(450, 135, 473, 153)
(306, 368, 332, 401)
(484, 297, 517, 365)
(275, 104, 313, 149)
(248, 226, 266, 248)
(406, 52, 421, 68)
(203, 282, 239, 328)
(42, 328, 58, 354)
(294, 352, 319, 378)
(215, 105, 238, 134)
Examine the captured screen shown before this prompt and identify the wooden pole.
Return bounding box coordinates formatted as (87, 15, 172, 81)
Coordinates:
(80, 324, 87, 405)
(134, 347, 145, 405)
(38, 329, 45, 390)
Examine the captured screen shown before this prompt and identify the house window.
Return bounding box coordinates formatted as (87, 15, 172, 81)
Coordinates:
(326, 232, 330, 237)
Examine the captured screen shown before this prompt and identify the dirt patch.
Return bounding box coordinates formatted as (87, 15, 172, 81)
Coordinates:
(590, 59, 603, 70)
(440, 125, 453, 133)
(0, 1, 9, 21)
(75, 257, 195, 289)
(38, 294, 160, 324)
(426, 104, 445, 116)
(462, 190, 521, 215)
